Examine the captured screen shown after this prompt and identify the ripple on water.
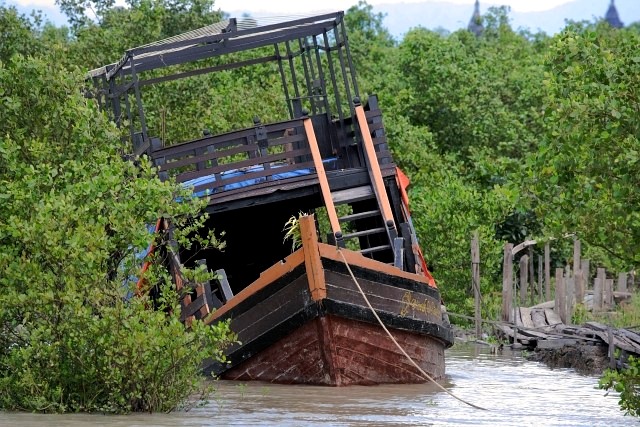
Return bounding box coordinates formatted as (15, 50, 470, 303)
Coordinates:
(0, 343, 636, 426)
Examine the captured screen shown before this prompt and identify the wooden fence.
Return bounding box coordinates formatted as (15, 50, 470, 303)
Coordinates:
(500, 238, 635, 324)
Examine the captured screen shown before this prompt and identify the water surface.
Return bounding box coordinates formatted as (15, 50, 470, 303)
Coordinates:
(1, 343, 634, 426)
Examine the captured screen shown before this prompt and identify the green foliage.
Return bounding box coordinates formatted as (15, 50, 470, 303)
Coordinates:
(0, 54, 234, 413)
(0, 6, 46, 62)
(282, 213, 304, 252)
(526, 23, 640, 269)
(395, 10, 548, 165)
(386, 116, 515, 318)
(600, 355, 640, 417)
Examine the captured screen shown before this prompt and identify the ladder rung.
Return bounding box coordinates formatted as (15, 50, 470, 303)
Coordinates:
(360, 245, 392, 255)
(331, 186, 373, 205)
(338, 210, 380, 223)
(343, 227, 386, 240)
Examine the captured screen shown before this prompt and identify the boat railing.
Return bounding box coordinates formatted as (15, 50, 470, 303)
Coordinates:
(150, 117, 319, 197)
(149, 100, 392, 198)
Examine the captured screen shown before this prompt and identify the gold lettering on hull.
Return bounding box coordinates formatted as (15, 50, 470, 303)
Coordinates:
(400, 291, 440, 319)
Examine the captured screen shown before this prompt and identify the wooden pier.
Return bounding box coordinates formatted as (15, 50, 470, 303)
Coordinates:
(496, 306, 640, 371)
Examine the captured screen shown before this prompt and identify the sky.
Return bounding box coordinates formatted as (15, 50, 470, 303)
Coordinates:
(8, 0, 579, 14)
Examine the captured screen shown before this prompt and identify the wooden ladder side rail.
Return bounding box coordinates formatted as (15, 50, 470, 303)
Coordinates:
(354, 102, 397, 237)
(302, 116, 342, 240)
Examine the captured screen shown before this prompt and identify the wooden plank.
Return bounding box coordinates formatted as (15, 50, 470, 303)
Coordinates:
(531, 300, 555, 309)
(354, 104, 395, 227)
(555, 268, 566, 323)
(514, 307, 523, 327)
(303, 117, 340, 236)
(573, 239, 581, 281)
(317, 243, 431, 286)
(545, 308, 563, 326)
(575, 270, 585, 306)
(605, 279, 614, 309)
(529, 247, 535, 306)
(619, 329, 640, 347)
(512, 240, 537, 256)
(519, 255, 529, 305)
(496, 324, 531, 345)
(228, 276, 310, 337)
(583, 321, 609, 332)
(531, 309, 548, 328)
(393, 237, 404, 270)
(618, 272, 628, 293)
(205, 249, 305, 324)
(214, 268, 234, 302)
(544, 242, 551, 301)
(537, 339, 578, 349)
(581, 259, 590, 286)
(566, 275, 575, 324)
(537, 255, 544, 303)
(180, 294, 206, 322)
(324, 273, 441, 323)
(518, 327, 550, 339)
(300, 215, 326, 301)
(502, 243, 514, 322)
(519, 307, 535, 329)
(594, 268, 605, 311)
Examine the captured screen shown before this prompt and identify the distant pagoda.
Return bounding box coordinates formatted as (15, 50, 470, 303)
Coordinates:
(467, 0, 483, 36)
(604, 0, 624, 28)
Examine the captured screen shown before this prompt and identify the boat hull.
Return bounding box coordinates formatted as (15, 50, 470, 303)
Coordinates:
(204, 235, 453, 386)
(222, 314, 445, 385)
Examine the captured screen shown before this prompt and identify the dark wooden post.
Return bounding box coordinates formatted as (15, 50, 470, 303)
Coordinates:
(618, 272, 628, 293)
(566, 265, 574, 324)
(608, 327, 617, 369)
(471, 232, 481, 339)
(581, 259, 590, 295)
(502, 243, 514, 322)
(555, 268, 566, 323)
(519, 255, 529, 306)
(575, 270, 584, 306)
(528, 246, 535, 306)
(604, 279, 614, 310)
(573, 239, 584, 304)
(538, 255, 544, 302)
(594, 268, 605, 312)
(545, 242, 551, 301)
(573, 239, 581, 276)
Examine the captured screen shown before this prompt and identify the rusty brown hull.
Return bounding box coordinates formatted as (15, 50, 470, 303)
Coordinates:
(223, 314, 445, 385)
(204, 217, 453, 386)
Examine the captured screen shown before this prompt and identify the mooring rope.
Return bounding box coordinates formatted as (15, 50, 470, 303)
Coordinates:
(337, 249, 488, 411)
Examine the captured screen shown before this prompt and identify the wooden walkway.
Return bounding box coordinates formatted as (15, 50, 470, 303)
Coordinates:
(496, 307, 640, 358)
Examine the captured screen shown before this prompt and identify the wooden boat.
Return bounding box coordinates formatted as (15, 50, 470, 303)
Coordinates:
(88, 11, 453, 385)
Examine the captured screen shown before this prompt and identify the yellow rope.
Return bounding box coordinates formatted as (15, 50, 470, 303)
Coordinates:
(337, 249, 488, 411)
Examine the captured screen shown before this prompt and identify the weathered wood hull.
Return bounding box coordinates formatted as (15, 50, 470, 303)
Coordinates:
(204, 233, 453, 386)
(223, 314, 446, 385)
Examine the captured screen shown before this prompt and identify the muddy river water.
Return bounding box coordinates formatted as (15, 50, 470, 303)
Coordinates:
(1, 343, 636, 426)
